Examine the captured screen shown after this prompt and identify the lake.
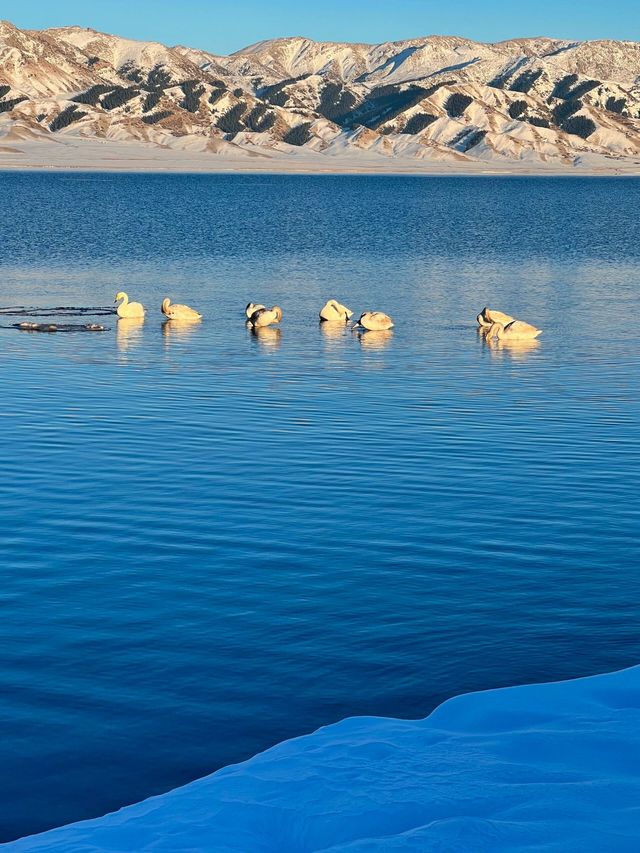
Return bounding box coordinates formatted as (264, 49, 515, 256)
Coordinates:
(0, 172, 639, 842)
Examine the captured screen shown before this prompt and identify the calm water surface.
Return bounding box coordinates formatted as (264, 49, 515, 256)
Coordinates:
(0, 173, 639, 841)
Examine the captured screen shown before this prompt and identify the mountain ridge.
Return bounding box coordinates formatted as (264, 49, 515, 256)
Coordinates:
(1, 20, 639, 172)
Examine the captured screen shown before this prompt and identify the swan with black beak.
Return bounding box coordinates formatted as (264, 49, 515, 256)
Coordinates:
(352, 311, 394, 331)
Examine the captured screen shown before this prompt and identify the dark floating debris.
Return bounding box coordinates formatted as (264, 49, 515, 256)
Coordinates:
(0, 306, 116, 317)
(13, 322, 108, 333)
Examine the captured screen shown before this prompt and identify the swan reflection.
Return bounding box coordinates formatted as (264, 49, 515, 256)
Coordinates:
(480, 328, 541, 360)
(320, 321, 350, 346)
(490, 338, 541, 360)
(251, 325, 281, 348)
(162, 318, 202, 345)
(357, 329, 393, 350)
(116, 317, 144, 353)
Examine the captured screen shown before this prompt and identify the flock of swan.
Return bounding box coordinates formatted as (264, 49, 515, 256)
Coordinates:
(115, 293, 542, 340)
(116, 293, 397, 332)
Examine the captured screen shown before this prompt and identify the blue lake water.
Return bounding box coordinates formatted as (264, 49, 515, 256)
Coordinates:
(0, 172, 639, 842)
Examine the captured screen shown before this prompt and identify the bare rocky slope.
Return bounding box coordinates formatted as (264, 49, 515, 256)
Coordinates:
(1, 19, 639, 171)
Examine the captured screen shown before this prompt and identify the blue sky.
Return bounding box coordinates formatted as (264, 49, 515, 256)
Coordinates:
(3, 0, 638, 54)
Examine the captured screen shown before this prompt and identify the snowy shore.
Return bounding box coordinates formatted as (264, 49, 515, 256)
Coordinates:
(4, 664, 640, 851)
(1, 138, 639, 176)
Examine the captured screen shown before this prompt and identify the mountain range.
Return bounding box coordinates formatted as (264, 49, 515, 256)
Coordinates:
(1, 20, 639, 172)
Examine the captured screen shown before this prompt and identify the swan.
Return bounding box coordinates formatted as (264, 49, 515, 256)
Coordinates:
(319, 299, 353, 323)
(249, 306, 283, 328)
(161, 298, 202, 321)
(486, 320, 542, 340)
(352, 311, 394, 331)
(115, 292, 145, 319)
(477, 307, 514, 328)
(246, 303, 266, 319)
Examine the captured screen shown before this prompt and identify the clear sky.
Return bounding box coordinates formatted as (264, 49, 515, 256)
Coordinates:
(3, 0, 638, 54)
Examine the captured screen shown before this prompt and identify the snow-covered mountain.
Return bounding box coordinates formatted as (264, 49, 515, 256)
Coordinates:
(1, 19, 639, 170)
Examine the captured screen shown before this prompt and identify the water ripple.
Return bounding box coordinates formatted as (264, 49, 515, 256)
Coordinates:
(0, 174, 639, 841)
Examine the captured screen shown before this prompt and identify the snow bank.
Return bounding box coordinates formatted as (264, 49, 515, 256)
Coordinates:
(5, 666, 640, 851)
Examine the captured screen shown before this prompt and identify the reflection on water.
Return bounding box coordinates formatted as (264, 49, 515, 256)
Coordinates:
(161, 318, 202, 346)
(357, 329, 394, 349)
(477, 327, 542, 361)
(319, 320, 348, 338)
(1, 173, 640, 843)
(320, 321, 350, 352)
(489, 338, 542, 361)
(250, 325, 281, 348)
(116, 317, 144, 353)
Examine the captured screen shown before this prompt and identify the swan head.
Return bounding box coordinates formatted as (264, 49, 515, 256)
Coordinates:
(272, 306, 283, 322)
(114, 291, 126, 304)
(161, 298, 171, 313)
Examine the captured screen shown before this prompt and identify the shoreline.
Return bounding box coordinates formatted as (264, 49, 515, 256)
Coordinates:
(2, 162, 639, 178)
(3, 164, 639, 178)
(4, 664, 640, 851)
(1, 140, 639, 178)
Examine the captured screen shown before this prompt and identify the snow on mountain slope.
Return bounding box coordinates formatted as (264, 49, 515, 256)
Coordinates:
(4, 665, 640, 851)
(0, 20, 99, 97)
(0, 20, 639, 171)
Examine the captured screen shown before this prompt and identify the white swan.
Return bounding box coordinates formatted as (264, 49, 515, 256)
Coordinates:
(477, 307, 514, 328)
(161, 298, 202, 321)
(115, 291, 145, 319)
(249, 306, 283, 328)
(486, 320, 542, 340)
(319, 299, 353, 323)
(246, 303, 266, 319)
(352, 311, 394, 331)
